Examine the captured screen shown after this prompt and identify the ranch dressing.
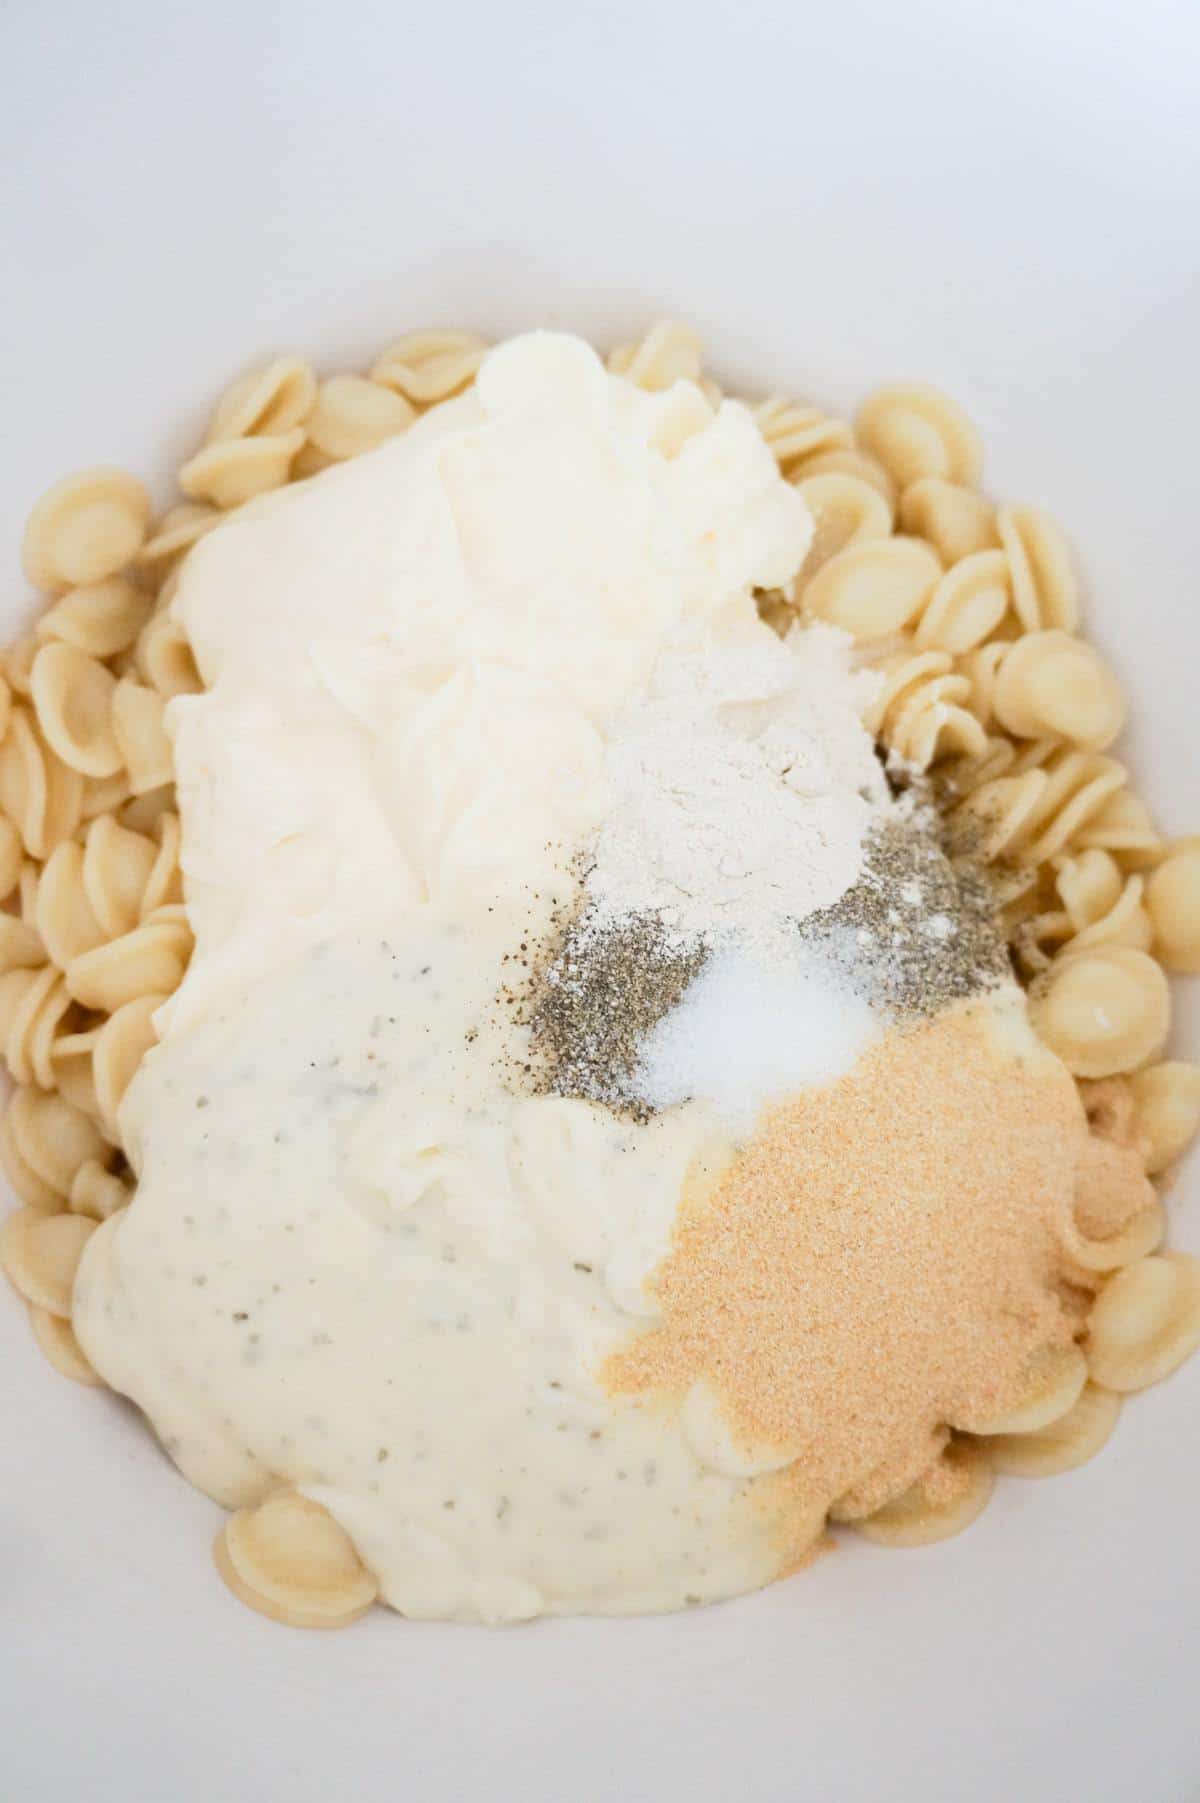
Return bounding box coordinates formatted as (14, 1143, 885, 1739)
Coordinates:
(73, 333, 861, 1619)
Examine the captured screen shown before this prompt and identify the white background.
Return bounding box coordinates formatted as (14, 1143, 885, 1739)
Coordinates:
(2, 1, 1199, 1799)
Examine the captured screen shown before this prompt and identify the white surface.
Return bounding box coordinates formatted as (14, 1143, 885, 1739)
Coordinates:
(2, 0, 1198, 1799)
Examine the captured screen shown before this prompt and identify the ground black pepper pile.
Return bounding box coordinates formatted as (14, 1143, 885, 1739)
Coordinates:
(796, 799, 1012, 1016)
(525, 906, 706, 1118)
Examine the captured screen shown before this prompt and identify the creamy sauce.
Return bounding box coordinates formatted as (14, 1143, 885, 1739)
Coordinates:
(75, 334, 845, 1619)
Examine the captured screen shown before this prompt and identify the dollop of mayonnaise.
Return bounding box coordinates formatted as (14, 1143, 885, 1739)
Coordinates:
(74, 334, 848, 1622)
(162, 331, 810, 1033)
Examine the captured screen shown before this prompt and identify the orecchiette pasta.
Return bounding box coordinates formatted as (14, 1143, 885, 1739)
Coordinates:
(0, 1206, 97, 1317)
(1071, 787, 1164, 867)
(66, 917, 191, 1014)
(111, 679, 173, 793)
(1145, 846, 1200, 972)
(135, 610, 202, 699)
(22, 468, 152, 593)
(802, 535, 942, 641)
(0, 1104, 63, 1212)
(791, 470, 893, 590)
(752, 397, 853, 472)
(31, 641, 122, 778)
(0, 816, 25, 902)
(897, 477, 998, 567)
(36, 578, 152, 661)
(1128, 1063, 1200, 1175)
(787, 445, 895, 505)
(91, 992, 167, 1143)
(861, 647, 988, 769)
(607, 321, 706, 395)
(69, 1159, 131, 1222)
(856, 384, 983, 491)
(370, 329, 489, 404)
(951, 747, 1129, 867)
(1085, 1253, 1200, 1392)
(995, 503, 1079, 632)
(29, 1303, 101, 1385)
(304, 376, 416, 462)
(136, 502, 220, 574)
(852, 1441, 994, 1548)
(1027, 945, 1170, 1079)
(1012, 850, 1152, 974)
(912, 549, 1011, 654)
(214, 1489, 379, 1629)
(0, 707, 85, 859)
(990, 630, 1125, 752)
(205, 356, 317, 445)
(977, 1382, 1121, 1478)
(8, 1085, 109, 1199)
(178, 428, 306, 510)
(951, 1342, 1087, 1436)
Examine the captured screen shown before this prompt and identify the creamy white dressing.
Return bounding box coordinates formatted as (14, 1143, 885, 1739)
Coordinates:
(72, 332, 881, 1620)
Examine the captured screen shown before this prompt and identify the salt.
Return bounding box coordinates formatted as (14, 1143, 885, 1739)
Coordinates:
(631, 944, 876, 1135)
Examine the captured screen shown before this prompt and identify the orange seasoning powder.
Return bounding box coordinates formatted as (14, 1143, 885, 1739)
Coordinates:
(605, 995, 1149, 1547)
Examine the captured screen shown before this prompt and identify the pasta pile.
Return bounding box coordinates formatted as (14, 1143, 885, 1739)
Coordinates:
(1, 320, 1199, 1624)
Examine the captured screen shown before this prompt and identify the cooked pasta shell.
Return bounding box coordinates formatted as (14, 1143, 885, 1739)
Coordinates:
(951, 1343, 1088, 1436)
(753, 398, 854, 471)
(305, 376, 416, 461)
(898, 477, 998, 566)
(370, 329, 489, 404)
(1028, 945, 1169, 1079)
(992, 630, 1125, 752)
(996, 504, 1079, 632)
(0, 1206, 97, 1316)
(66, 919, 191, 1014)
(111, 680, 174, 794)
(69, 1159, 132, 1222)
(34, 843, 101, 965)
(29, 1303, 102, 1385)
(0, 1104, 63, 1211)
(1128, 1063, 1200, 1175)
(214, 1489, 379, 1629)
(852, 1441, 994, 1548)
(22, 468, 151, 593)
(136, 503, 221, 575)
(136, 819, 180, 921)
(788, 446, 895, 505)
(92, 993, 166, 1141)
(606, 321, 705, 394)
(83, 815, 158, 938)
(792, 471, 893, 590)
(9, 1085, 109, 1198)
(31, 641, 123, 778)
(1146, 846, 1200, 973)
(913, 550, 1011, 654)
(135, 612, 202, 699)
(206, 356, 317, 444)
(1085, 1253, 1200, 1392)
(35, 577, 152, 660)
(978, 1382, 1121, 1477)
(0, 911, 45, 976)
(803, 536, 942, 641)
(856, 384, 983, 490)
(179, 428, 305, 510)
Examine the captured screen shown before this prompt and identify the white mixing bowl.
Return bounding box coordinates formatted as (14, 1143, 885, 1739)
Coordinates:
(3, 2, 1197, 1799)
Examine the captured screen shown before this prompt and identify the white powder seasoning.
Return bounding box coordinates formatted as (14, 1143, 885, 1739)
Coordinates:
(577, 615, 889, 1133)
(632, 943, 877, 1135)
(587, 618, 886, 956)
